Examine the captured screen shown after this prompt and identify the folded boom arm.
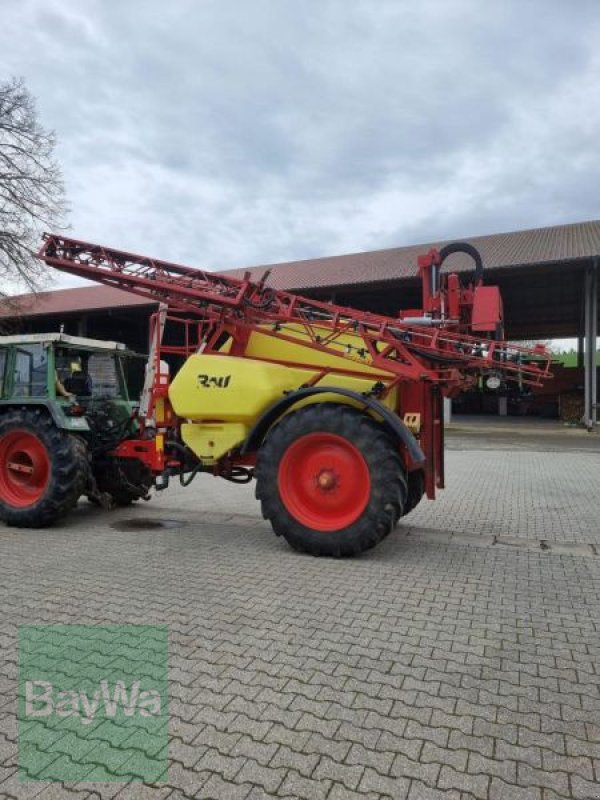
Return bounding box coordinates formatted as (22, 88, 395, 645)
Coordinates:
(38, 233, 552, 390)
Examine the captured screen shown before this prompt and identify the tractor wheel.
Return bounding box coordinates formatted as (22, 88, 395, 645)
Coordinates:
(0, 410, 88, 527)
(255, 404, 408, 557)
(403, 470, 425, 517)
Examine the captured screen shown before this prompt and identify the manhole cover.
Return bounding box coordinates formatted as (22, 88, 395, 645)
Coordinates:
(110, 518, 184, 532)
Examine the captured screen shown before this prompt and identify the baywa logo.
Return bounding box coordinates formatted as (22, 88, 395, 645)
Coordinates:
(18, 625, 168, 783)
(197, 373, 231, 388)
(25, 678, 161, 725)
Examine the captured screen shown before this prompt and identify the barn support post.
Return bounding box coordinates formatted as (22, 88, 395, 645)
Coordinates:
(76, 316, 88, 337)
(583, 258, 598, 430)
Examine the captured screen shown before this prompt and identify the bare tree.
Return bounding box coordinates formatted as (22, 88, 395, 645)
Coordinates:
(0, 77, 66, 294)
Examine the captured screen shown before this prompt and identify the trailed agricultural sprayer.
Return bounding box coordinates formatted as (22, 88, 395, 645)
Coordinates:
(0, 235, 551, 556)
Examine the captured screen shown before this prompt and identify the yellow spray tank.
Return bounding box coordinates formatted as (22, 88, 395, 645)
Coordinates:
(169, 322, 397, 463)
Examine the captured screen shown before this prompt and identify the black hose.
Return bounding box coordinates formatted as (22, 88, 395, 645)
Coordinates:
(179, 462, 205, 487)
(438, 242, 484, 285)
(223, 467, 253, 484)
(243, 287, 276, 310)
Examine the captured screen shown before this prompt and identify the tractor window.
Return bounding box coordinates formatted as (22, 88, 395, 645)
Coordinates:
(87, 353, 122, 398)
(12, 344, 48, 397)
(54, 351, 123, 399)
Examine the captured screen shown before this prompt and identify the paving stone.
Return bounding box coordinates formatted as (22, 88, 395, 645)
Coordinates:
(74, 781, 124, 799)
(544, 792, 574, 800)
(313, 755, 364, 790)
(517, 763, 570, 796)
(489, 778, 542, 800)
(230, 735, 279, 766)
(245, 788, 296, 800)
(326, 784, 381, 800)
(467, 751, 516, 783)
(437, 765, 489, 797)
(539, 716, 586, 739)
(518, 727, 567, 753)
(199, 773, 253, 800)
(541, 751, 595, 781)
(169, 717, 204, 745)
(277, 770, 332, 800)
(405, 720, 449, 749)
(421, 742, 468, 772)
(363, 711, 408, 739)
(570, 774, 600, 800)
(295, 713, 340, 738)
(302, 732, 352, 763)
(169, 737, 205, 769)
(232, 758, 287, 793)
(472, 719, 518, 745)
(2, 442, 600, 800)
(194, 748, 246, 781)
(162, 763, 209, 797)
(447, 730, 493, 758)
(269, 743, 320, 777)
(112, 784, 173, 800)
(264, 722, 311, 751)
(408, 781, 461, 799)
(430, 710, 474, 736)
(345, 742, 394, 775)
(336, 722, 381, 750)
(390, 753, 440, 785)
(228, 715, 274, 742)
(495, 740, 543, 769)
(193, 724, 242, 754)
(566, 737, 600, 759)
(358, 766, 411, 797)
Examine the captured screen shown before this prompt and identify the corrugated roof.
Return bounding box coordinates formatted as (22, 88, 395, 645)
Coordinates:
(223, 219, 600, 291)
(1, 219, 599, 319)
(0, 285, 155, 319)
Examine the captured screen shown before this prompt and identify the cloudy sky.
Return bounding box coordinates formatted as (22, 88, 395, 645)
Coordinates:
(3, 0, 600, 289)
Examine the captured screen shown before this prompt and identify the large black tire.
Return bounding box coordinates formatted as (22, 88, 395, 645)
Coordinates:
(403, 470, 425, 516)
(255, 404, 408, 557)
(0, 409, 88, 527)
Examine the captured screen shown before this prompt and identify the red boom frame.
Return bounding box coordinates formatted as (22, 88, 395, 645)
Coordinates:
(37, 234, 553, 500)
(38, 234, 551, 385)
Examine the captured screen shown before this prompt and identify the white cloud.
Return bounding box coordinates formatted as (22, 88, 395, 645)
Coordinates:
(2, 0, 600, 289)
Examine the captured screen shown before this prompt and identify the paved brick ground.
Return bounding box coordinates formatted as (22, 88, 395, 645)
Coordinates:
(1, 427, 599, 799)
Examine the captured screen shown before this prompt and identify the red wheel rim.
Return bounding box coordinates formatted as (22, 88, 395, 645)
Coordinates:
(278, 432, 371, 531)
(0, 430, 50, 508)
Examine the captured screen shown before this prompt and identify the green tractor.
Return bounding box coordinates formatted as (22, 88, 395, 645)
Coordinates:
(0, 333, 151, 527)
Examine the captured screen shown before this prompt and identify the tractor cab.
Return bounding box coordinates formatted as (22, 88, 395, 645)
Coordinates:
(0, 333, 152, 527)
(0, 332, 150, 457)
(0, 332, 141, 421)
